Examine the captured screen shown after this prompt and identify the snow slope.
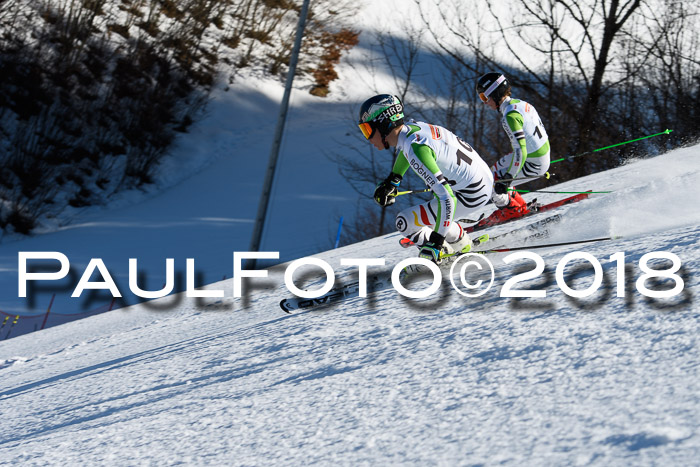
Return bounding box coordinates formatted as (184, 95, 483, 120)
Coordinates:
(0, 145, 698, 465)
(0, 0, 430, 323)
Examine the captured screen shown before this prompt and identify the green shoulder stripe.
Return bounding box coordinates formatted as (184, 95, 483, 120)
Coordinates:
(505, 110, 524, 132)
(406, 124, 421, 136)
(411, 143, 440, 172)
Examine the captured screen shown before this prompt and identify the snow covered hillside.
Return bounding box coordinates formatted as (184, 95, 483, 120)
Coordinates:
(0, 145, 698, 465)
(0, 79, 358, 328)
(0, 1, 424, 325)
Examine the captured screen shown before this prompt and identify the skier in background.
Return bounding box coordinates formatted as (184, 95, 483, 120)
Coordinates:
(359, 94, 493, 264)
(475, 72, 551, 221)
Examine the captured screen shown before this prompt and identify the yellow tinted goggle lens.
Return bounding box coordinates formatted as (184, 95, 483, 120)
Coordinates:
(479, 92, 489, 103)
(359, 122, 374, 139)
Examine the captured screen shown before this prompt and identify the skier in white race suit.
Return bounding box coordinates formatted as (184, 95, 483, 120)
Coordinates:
(358, 94, 493, 264)
(475, 72, 551, 221)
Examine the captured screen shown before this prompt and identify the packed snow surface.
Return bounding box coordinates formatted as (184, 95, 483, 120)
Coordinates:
(1, 0, 699, 462)
(0, 145, 698, 465)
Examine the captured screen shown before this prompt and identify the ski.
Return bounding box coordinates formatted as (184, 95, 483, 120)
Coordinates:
(399, 244, 487, 277)
(400, 234, 616, 279)
(478, 236, 617, 253)
(464, 191, 591, 233)
(483, 212, 562, 246)
(281, 234, 491, 313)
(399, 191, 590, 249)
(400, 211, 564, 249)
(399, 230, 492, 249)
(280, 228, 614, 312)
(279, 274, 390, 313)
(282, 192, 591, 312)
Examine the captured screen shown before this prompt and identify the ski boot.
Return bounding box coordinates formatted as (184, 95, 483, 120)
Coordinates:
(446, 226, 473, 254)
(418, 241, 446, 264)
(489, 191, 528, 223)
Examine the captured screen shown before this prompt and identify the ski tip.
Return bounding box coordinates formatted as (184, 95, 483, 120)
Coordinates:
(279, 300, 292, 313)
(473, 233, 489, 245)
(399, 237, 415, 248)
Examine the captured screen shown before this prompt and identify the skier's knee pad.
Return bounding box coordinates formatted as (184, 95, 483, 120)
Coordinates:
(395, 211, 410, 234)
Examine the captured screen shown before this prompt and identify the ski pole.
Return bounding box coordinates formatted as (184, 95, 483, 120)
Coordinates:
(495, 172, 552, 184)
(479, 236, 619, 253)
(398, 171, 552, 194)
(511, 189, 611, 194)
(551, 129, 673, 164)
(396, 188, 431, 197)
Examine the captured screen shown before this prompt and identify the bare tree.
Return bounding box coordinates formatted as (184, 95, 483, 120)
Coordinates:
(333, 0, 699, 246)
(415, 0, 672, 178)
(485, 0, 659, 174)
(628, 1, 700, 144)
(327, 21, 432, 244)
(0, 0, 360, 236)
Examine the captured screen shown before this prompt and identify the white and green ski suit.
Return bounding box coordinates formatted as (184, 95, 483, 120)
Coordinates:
(391, 121, 493, 246)
(492, 97, 550, 203)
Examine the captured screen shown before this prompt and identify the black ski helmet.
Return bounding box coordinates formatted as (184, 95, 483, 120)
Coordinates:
(476, 72, 511, 104)
(358, 94, 404, 140)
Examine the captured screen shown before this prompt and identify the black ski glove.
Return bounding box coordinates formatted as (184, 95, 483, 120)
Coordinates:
(494, 178, 510, 195)
(374, 173, 402, 207)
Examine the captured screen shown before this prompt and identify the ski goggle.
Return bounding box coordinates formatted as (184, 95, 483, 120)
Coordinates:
(478, 75, 506, 103)
(359, 122, 375, 139)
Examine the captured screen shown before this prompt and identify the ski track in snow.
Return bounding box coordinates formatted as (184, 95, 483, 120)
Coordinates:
(1, 0, 698, 462)
(0, 146, 699, 465)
